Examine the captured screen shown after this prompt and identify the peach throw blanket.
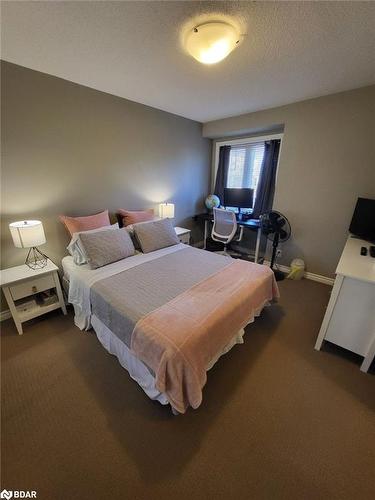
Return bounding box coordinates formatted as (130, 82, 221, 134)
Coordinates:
(131, 260, 279, 413)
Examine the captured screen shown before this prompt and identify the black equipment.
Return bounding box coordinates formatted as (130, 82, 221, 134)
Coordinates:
(261, 210, 291, 281)
(349, 197, 375, 243)
(224, 188, 254, 209)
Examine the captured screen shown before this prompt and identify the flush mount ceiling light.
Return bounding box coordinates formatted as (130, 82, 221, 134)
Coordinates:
(185, 21, 241, 65)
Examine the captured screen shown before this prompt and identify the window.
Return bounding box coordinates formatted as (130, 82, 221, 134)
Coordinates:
(226, 142, 265, 207)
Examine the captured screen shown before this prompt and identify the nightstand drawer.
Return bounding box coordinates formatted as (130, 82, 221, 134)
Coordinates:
(178, 232, 190, 244)
(10, 274, 55, 301)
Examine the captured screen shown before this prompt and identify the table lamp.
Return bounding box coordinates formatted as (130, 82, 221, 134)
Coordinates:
(9, 220, 48, 269)
(159, 203, 175, 219)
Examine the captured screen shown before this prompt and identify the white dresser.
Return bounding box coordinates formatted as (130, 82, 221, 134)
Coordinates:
(315, 236, 375, 372)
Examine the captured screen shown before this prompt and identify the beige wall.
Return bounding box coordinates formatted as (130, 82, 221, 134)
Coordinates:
(1, 62, 211, 277)
(204, 86, 375, 277)
(1, 60, 374, 289)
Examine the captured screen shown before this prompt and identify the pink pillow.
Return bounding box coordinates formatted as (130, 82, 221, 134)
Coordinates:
(60, 210, 111, 236)
(117, 209, 154, 227)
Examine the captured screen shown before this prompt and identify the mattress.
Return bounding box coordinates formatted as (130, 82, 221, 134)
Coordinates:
(63, 243, 188, 329)
(91, 313, 246, 407)
(90, 246, 231, 348)
(63, 244, 275, 412)
(62, 255, 82, 282)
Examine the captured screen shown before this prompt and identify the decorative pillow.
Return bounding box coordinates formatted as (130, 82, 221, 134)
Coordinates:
(79, 228, 135, 269)
(133, 218, 179, 254)
(116, 209, 154, 228)
(60, 210, 111, 236)
(67, 223, 119, 265)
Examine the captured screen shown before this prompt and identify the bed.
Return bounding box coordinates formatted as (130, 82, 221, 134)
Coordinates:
(62, 243, 279, 413)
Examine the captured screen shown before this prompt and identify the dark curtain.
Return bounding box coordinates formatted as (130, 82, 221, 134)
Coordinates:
(252, 139, 281, 219)
(214, 145, 231, 205)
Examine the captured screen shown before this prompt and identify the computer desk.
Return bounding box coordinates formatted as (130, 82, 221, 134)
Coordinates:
(193, 213, 262, 263)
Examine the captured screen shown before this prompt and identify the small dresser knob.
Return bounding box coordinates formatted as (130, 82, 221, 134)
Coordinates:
(32, 285, 37, 293)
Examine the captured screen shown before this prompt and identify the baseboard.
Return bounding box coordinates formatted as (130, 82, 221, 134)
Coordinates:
(193, 247, 334, 286)
(263, 260, 334, 286)
(0, 309, 12, 321)
(303, 271, 335, 286)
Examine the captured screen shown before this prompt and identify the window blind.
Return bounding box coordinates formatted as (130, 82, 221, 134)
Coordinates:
(227, 142, 265, 199)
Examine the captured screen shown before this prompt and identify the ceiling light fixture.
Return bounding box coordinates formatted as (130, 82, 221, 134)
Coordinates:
(185, 21, 241, 65)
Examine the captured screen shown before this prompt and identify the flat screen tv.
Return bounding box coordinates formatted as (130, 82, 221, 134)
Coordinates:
(349, 197, 375, 243)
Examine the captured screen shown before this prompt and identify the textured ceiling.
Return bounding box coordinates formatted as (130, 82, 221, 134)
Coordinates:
(2, 1, 375, 122)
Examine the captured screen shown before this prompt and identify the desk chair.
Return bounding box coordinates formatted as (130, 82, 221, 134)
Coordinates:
(211, 208, 244, 257)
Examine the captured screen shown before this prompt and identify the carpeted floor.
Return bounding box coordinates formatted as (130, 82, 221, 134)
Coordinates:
(1, 279, 374, 500)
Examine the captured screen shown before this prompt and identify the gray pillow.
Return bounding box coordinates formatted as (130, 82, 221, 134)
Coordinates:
(133, 218, 179, 253)
(79, 228, 135, 269)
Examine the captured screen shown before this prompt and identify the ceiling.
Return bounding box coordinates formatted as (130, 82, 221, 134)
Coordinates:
(2, 1, 375, 122)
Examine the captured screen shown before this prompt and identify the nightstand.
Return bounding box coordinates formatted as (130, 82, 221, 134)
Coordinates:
(0, 259, 67, 335)
(174, 226, 191, 245)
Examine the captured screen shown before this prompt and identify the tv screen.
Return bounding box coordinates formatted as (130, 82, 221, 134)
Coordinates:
(349, 197, 375, 243)
(224, 188, 254, 208)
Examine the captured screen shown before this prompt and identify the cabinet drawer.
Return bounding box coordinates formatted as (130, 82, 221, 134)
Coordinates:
(10, 273, 56, 301)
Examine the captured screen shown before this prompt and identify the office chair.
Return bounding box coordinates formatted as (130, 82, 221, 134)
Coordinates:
(211, 208, 244, 257)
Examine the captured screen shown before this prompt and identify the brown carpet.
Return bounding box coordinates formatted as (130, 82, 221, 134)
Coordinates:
(1, 279, 374, 500)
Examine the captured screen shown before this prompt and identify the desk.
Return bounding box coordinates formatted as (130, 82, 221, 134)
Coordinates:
(194, 213, 262, 263)
(315, 236, 375, 372)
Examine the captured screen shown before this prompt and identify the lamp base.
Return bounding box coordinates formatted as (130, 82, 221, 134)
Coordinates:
(25, 247, 48, 270)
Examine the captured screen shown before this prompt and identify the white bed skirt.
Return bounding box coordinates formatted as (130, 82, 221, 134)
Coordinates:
(91, 314, 247, 408)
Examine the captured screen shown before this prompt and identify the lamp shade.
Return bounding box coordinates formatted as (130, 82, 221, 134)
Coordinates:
(9, 220, 46, 248)
(159, 203, 175, 219)
(185, 22, 240, 65)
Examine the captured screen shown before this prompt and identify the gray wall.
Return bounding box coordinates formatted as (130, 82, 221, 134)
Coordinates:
(1, 61, 211, 276)
(204, 86, 375, 277)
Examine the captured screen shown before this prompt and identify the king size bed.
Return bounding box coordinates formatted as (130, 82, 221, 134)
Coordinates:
(61, 218, 279, 414)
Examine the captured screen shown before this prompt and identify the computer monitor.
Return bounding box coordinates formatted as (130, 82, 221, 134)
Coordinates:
(349, 197, 375, 243)
(224, 188, 254, 209)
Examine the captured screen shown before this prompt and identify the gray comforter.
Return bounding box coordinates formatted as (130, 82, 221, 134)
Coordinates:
(90, 246, 231, 348)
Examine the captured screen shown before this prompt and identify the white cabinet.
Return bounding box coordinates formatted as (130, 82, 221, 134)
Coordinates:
(0, 260, 67, 335)
(315, 236, 375, 372)
(174, 226, 191, 245)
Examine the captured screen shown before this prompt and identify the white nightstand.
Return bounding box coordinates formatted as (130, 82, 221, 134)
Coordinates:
(0, 259, 67, 335)
(175, 227, 191, 245)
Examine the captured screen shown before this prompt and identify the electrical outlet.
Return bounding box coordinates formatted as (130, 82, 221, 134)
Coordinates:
(276, 249, 282, 258)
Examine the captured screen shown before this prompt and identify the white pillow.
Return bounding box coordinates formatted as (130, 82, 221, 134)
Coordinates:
(67, 223, 119, 264)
